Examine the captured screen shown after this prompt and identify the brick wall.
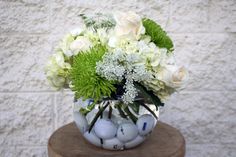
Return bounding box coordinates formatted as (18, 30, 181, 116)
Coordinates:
(0, 0, 235, 156)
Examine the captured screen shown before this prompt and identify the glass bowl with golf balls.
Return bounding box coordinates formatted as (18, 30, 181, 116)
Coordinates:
(73, 97, 159, 150)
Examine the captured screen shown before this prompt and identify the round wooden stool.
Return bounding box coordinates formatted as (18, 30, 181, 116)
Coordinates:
(48, 122, 185, 157)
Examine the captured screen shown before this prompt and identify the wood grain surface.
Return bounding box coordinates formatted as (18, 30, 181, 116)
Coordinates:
(48, 122, 185, 157)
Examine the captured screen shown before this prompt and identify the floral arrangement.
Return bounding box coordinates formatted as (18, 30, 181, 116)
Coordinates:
(45, 11, 188, 123)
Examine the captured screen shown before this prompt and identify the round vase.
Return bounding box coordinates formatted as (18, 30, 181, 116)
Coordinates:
(73, 97, 159, 150)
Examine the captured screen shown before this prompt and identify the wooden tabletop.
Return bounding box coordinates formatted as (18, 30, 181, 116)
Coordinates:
(48, 122, 185, 157)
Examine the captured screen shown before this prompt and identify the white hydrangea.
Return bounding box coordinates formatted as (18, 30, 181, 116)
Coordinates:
(58, 28, 111, 57)
(58, 34, 75, 57)
(45, 51, 71, 89)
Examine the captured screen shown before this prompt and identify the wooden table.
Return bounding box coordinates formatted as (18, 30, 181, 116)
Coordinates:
(48, 122, 185, 157)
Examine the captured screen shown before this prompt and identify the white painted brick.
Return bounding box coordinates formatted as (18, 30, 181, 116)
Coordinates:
(172, 33, 236, 91)
(186, 144, 236, 157)
(0, 35, 52, 91)
(161, 92, 236, 144)
(0, 147, 14, 157)
(167, 0, 209, 32)
(55, 91, 74, 128)
(0, 146, 47, 157)
(209, 0, 236, 32)
(0, 1, 49, 33)
(50, 0, 169, 34)
(15, 146, 47, 157)
(0, 93, 54, 146)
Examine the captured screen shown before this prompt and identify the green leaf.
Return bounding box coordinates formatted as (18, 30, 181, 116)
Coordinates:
(79, 102, 96, 116)
(79, 13, 115, 31)
(142, 18, 174, 52)
(128, 103, 140, 115)
(123, 106, 138, 123)
(115, 103, 128, 119)
(135, 101, 158, 119)
(108, 105, 113, 119)
(134, 82, 164, 110)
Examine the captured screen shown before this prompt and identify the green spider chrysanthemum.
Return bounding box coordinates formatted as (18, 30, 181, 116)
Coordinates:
(69, 44, 116, 102)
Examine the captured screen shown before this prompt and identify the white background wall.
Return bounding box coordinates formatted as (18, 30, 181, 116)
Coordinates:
(0, 0, 236, 156)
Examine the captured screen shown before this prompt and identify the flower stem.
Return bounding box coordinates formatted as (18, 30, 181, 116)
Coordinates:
(124, 106, 137, 123)
(108, 104, 113, 119)
(88, 101, 109, 132)
(116, 103, 128, 119)
(136, 101, 158, 119)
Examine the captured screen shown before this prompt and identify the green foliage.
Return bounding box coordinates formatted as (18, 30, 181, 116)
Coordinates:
(115, 103, 128, 119)
(142, 18, 174, 52)
(134, 82, 164, 110)
(123, 106, 138, 123)
(79, 102, 96, 115)
(138, 102, 158, 119)
(70, 45, 116, 102)
(128, 102, 140, 115)
(79, 13, 115, 31)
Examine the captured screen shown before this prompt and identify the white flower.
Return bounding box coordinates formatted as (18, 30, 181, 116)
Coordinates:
(149, 48, 168, 67)
(108, 36, 117, 47)
(60, 34, 74, 56)
(70, 36, 92, 55)
(70, 27, 84, 37)
(159, 65, 188, 88)
(108, 35, 139, 53)
(46, 72, 66, 89)
(113, 11, 145, 40)
(97, 28, 110, 44)
(45, 51, 71, 89)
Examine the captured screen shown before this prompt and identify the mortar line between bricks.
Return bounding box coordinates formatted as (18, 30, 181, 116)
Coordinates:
(0, 33, 51, 37)
(3, 145, 48, 148)
(174, 90, 236, 93)
(168, 32, 236, 34)
(1, 90, 236, 94)
(186, 143, 236, 147)
(53, 93, 58, 130)
(0, 91, 72, 94)
(165, 0, 171, 29)
(49, 0, 52, 34)
(0, 32, 236, 37)
(185, 142, 236, 146)
(207, 0, 211, 32)
(2, 142, 236, 147)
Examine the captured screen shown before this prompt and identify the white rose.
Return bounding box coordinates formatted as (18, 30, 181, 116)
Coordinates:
(70, 36, 92, 55)
(108, 36, 117, 47)
(113, 11, 145, 39)
(159, 65, 188, 88)
(70, 27, 84, 37)
(60, 34, 74, 57)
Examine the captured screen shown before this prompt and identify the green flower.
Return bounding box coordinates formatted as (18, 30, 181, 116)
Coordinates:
(70, 44, 116, 102)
